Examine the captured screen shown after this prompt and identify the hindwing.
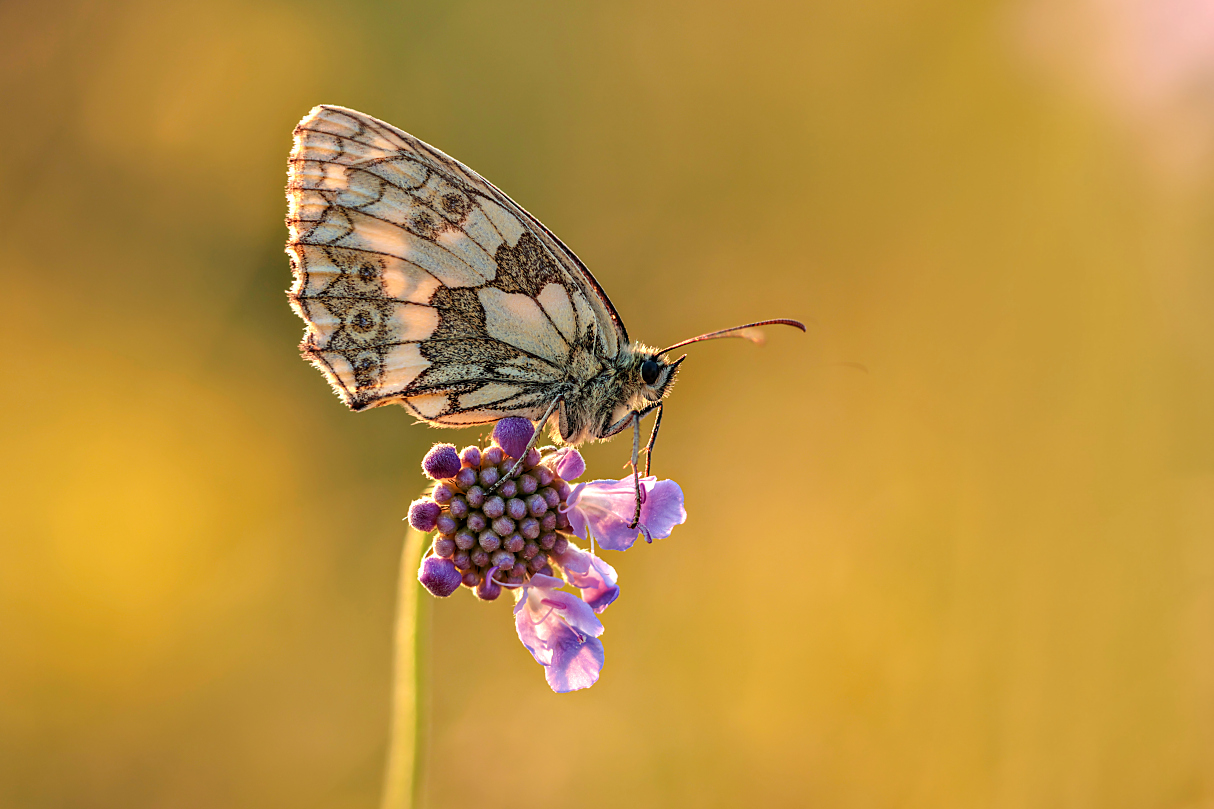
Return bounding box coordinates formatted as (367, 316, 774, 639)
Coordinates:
(286, 105, 628, 424)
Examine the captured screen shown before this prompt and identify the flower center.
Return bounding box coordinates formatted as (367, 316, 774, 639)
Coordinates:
(426, 443, 574, 600)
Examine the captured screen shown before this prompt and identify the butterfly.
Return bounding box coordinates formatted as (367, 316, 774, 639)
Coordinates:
(285, 105, 803, 526)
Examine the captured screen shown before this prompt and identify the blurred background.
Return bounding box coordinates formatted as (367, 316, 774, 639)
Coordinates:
(3, 0, 1214, 807)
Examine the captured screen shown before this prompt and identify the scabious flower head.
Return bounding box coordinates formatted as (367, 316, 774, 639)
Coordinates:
(410, 429, 686, 692)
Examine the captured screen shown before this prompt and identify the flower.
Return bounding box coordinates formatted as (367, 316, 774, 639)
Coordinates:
(563, 476, 687, 551)
(513, 573, 605, 692)
(410, 431, 684, 692)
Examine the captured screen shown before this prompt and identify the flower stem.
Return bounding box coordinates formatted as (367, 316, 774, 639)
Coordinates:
(381, 526, 430, 809)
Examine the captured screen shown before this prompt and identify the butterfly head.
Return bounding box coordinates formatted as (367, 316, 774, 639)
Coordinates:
(637, 352, 685, 403)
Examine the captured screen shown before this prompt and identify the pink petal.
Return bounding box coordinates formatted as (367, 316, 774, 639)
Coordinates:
(554, 544, 620, 613)
(550, 447, 586, 480)
(545, 626, 605, 692)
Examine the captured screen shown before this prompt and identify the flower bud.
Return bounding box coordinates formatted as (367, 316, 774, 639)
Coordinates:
(422, 444, 461, 480)
(452, 550, 471, 570)
(537, 564, 554, 577)
(435, 512, 458, 536)
(470, 548, 490, 568)
(475, 575, 502, 601)
(540, 511, 557, 533)
(407, 499, 441, 532)
(554, 480, 572, 500)
(491, 549, 516, 570)
(465, 485, 486, 509)
(433, 536, 456, 557)
(506, 497, 528, 521)
(526, 493, 548, 518)
(461, 569, 480, 588)
(521, 541, 540, 560)
(449, 496, 469, 520)
(552, 536, 569, 555)
(497, 478, 518, 499)
(523, 447, 542, 470)
(534, 466, 555, 487)
(518, 474, 538, 495)
(432, 482, 455, 505)
(519, 517, 540, 540)
(503, 533, 525, 553)
(554, 510, 571, 531)
(478, 530, 501, 552)
(466, 512, 487, 533)
(418, 556, 461, 597)
(460, 445, 481, 468)
(455, 467, 478, 490)
(479, 466, 501, 488)
(483, 496, 505, 520)
(454, 530, 477, 551)
(527, 554, 547, 573)
(491, 516, 515, 537)
(539, 532, 557, 550)
(492, 418, 535, 459)
(541, 487, 560, 509)
(509, 561, 528, 582)
(483, 445, 505, 467)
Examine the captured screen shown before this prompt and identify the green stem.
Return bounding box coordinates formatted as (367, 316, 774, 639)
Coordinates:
(381, 527, 430, 809)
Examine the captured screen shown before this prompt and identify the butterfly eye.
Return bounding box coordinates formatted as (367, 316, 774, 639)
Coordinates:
(641, 359, 661, 385)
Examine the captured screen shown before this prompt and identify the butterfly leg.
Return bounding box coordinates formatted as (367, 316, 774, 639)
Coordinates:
(628, 411, 643, 529)
(642, 404, 663, 477)
(601, 403, 663, 530)
(490, 395, 564, 492)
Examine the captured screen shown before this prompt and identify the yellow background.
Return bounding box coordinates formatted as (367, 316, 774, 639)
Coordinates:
(4, 1, 1214, 807)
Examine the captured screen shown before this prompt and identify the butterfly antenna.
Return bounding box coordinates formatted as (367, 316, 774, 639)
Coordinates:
(655, 319, 806, 356)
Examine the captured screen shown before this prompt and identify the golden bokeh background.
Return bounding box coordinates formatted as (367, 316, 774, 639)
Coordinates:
(4, 1, 1214, 807)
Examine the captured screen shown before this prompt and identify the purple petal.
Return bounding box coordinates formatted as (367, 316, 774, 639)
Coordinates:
(563, 477, 686, 551)
(514, 605, 550, 664)
(545, 624, 605, 692)
(550, 447, 586, 481)
(515, 573, 565, 599)
(554, 544, 620, 613)
(637, 479, 687, 540)
(539, 589, 602, 638)
(512, 575, 604, 675)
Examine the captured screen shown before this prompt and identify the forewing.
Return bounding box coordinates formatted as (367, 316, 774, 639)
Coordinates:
(286, 105, 625, 424)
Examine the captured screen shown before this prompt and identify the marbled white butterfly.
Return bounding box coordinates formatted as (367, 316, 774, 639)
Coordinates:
(286, 106, 803, 524)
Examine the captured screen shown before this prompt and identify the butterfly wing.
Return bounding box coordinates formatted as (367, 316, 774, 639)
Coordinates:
(286, 105, 628, 425)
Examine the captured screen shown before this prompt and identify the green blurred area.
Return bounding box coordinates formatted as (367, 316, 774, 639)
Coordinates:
(3, 0, 1214, 807)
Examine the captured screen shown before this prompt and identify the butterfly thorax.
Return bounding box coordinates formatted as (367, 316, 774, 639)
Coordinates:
(555, 341, 679, 445)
